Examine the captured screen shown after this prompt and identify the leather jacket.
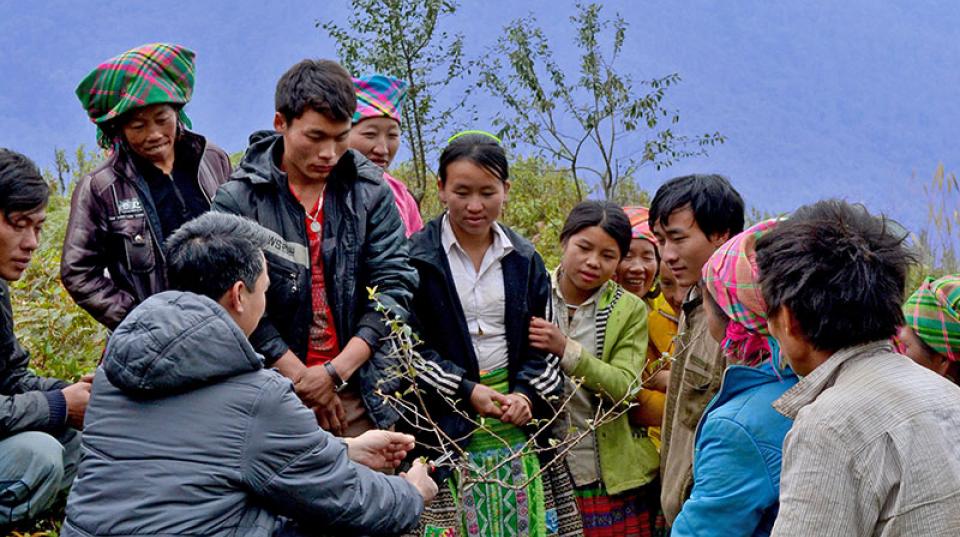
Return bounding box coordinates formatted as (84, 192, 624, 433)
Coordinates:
(60, 130, 230, 329)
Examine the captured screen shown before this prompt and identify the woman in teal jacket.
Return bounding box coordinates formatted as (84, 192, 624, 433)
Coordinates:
(529, 201, 659, 536)
(671, 219, 798, 537)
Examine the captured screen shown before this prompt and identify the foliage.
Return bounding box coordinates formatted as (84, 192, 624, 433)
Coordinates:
(320, 0, 472, 203)
(476, 2, 725, 201)
(14, 149, 106, 384)
(907, 164, 960, 293)
(497, 157, 586, 268)
(49, 146, 99, 196)
(10, 192, 106, 383)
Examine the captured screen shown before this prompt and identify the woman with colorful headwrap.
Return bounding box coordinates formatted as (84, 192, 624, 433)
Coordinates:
(616, 206, 671, 536)
(899, 274, 960, 383)
(617, 206, 676, 382)
(670, 219, 799, 537)
(348, 74, 424, 237)
(61, 43, 231, 330)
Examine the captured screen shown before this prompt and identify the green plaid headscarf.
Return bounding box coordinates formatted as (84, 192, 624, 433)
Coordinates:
(903, 274, 960, 362)
(75, 43, 195, 149)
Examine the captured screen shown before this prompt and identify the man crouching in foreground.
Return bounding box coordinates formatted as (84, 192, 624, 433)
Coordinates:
(62, 212, 436, 537)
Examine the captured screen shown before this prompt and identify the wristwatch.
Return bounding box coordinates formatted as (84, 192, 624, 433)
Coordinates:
(324, 361, 348, 393)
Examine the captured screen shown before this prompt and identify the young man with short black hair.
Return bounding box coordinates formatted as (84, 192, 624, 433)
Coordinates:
(214, 59, 417, 437)
(758, 200, 960, 535)
(0, 148, 90, 526)
(63, 212, 435, 537)
(648, 173, 745, 524)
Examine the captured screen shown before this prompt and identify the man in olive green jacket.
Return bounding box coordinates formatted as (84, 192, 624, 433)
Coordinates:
(649, 174, 744, 525)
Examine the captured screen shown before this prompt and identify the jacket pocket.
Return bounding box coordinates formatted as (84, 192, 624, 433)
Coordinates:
(110, 218, 156, 274)
(264, 251, 302, 306)
(677, 353, 720, 429)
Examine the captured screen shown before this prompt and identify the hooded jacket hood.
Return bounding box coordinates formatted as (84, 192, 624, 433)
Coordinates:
(103, 290, 263, 397)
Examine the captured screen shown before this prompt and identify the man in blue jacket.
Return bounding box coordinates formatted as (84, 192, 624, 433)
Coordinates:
(214, 59, 417, 437)
(62, 212, 436, 537)
(0, 149, 90, 527)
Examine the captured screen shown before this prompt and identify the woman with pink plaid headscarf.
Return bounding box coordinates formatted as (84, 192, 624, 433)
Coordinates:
(348, 74, 424, 237)
(671, 219, 799, 537)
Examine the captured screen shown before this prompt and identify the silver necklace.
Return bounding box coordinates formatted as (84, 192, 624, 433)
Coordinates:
(305, 185, 326, 234)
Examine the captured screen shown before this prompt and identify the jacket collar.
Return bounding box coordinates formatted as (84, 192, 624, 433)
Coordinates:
(440, 214, 514, 259)
(411, 214, 534, 270)
(773, 340, 894, 419)
(112, 129, 206, 182)
(714, 360, 797, 409)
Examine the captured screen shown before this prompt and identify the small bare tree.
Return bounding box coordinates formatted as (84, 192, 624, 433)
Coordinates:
(367, 289, 679, 532)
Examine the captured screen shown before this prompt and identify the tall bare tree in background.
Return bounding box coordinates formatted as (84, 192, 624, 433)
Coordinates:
(320, 0, 472, 203)
(477, 2, 726, 201)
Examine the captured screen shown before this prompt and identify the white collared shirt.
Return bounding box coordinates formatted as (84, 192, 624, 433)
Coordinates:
(441, 214, 514, 372)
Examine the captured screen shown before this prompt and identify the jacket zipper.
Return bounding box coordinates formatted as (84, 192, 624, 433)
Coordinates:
(195, 139, 213, 206)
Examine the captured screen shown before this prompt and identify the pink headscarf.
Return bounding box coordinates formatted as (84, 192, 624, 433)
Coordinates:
(702, 219, 781, 367)
(622, 206, 658, 246)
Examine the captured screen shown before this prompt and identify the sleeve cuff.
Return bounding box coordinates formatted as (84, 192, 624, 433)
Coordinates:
(560, 338, 582, 373)
(355, 324, 383, 351)
(458, 378, 478, 402)
(44, 389, 68, 429)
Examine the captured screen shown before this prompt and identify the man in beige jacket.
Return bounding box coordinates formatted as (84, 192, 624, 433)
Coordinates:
(649, 174, 744, 525)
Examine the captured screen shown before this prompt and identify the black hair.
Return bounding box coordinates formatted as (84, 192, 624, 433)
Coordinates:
(438, 133, 508, 185)
(0, 148, 50, 219)
(165, 212, 270, 302)
(649, 174, 745, 239)
(559, 201, 632, 258)
(756, 199, 916, 352)
(275, 59, 356, 123)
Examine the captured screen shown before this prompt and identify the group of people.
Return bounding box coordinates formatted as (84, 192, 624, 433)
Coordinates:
(0, 41, 958, 537)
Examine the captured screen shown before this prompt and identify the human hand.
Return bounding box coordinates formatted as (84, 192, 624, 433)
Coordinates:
(648, 369, 670, 392)
(469, 384, 509, 419)
(62, 381, 92, 430)
(500, 392, 533, 426)
(345, 430, 415, 471)
(528, 317, 566, 356)
(313, 395, 346, 435)
(80, 372, 96, 383)
(401, 460, 438, 504)
(294, 364, 337, 409)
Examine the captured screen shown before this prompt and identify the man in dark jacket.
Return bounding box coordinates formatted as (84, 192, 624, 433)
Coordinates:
(63, 212, 436, 537)
(213, 59, 417, 436)
(0, 149, 90, 526)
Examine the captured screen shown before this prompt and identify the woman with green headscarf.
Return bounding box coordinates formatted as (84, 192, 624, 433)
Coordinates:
(61, 43, 231, 330)
(899, 274, 960, 383)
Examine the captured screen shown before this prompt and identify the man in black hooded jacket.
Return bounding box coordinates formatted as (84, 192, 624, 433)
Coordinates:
(213, 59, 416, 436)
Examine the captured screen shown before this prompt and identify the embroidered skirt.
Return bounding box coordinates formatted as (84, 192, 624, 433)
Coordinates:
(573, 480, 666, 537)
(413, 369, 581, 537)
